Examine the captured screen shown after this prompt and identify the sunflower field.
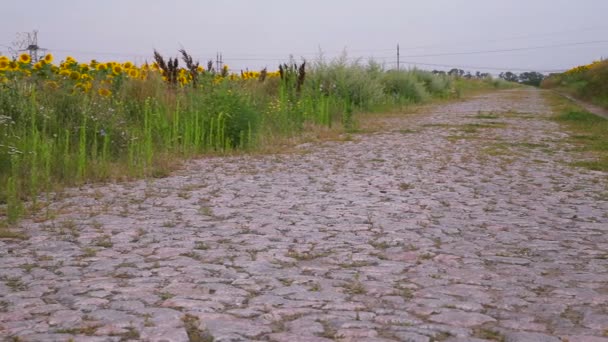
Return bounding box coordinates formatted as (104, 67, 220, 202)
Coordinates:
(0, 49, 469, 223)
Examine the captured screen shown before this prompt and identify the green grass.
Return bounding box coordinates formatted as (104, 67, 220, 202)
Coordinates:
(0, 56, 506, 225)
(553, 108, 608, 171)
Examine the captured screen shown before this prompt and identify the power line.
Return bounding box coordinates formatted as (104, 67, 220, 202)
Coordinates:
(396, 60, 565, 73)
(400, 40, 608, 58)
(398, 25, 608, 51)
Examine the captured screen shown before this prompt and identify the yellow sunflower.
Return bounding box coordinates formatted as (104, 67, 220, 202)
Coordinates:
(0, 59, 9, 71)
(96, 63, 108, 71)
(122, 61, 133, 69)
(69, 71, 81, 80)
(128, 68, 139, 78)
(112, 65, 123, 75)
(43, 53, 53, 64)
(98, 88, 112, 97)
(45, 80, 60, 90)
(19, 53, 31, 64)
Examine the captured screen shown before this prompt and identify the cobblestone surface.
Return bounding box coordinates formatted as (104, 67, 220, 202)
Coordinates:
(1, 88, 607, 341)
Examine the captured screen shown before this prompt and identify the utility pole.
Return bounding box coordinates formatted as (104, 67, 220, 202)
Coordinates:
(216, 52, 219, 73)
(397, 44, 400, 71)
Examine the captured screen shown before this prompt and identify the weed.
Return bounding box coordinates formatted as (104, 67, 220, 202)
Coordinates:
(182, 314, 214, 342)
(93, 235, 113, 248)
(472, 328, 505, 342)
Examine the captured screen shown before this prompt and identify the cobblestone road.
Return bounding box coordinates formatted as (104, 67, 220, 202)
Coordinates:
(2, 88, 607, 341)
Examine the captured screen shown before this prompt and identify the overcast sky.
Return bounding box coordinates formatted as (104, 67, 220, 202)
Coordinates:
(1, 0, 607, 74)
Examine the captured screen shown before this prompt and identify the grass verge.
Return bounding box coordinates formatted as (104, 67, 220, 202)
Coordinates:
(546, 92, 608, 171)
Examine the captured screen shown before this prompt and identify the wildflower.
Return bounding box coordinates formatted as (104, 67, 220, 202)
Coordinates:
(19, 53, 31, 64)
(43, 53, 53, 64)
(98, 88, 112, 97)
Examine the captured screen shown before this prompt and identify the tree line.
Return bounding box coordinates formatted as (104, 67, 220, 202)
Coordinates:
(431, 68, 545, 87)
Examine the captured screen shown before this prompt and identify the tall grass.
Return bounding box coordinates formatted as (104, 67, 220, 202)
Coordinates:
(542, 59, 608, 109)
(0, 55, 502, 224)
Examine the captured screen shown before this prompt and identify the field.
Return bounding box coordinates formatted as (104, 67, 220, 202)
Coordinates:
(0, 51, 508, 224)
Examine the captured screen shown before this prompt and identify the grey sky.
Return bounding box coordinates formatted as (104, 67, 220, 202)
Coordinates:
(1, 0, 607, 74)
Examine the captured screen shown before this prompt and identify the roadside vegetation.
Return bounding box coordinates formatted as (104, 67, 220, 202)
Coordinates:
(546, 93, 608, 172)
(0, 50, 508, 226)
(542, 59, 608, 109)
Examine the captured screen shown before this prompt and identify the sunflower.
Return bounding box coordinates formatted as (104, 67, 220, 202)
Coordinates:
(43, 53, 53, 64)
(122, 61, 133, 69)
(98, 88, 112, 97)
(65, 56, 76, 64)
(128, 68, 139, 78)
(196, 65, 204, 73)
(69, 71, 81, 80)
(112, 65, 123, 75)
(33, 62, 43, 70)
(73, 82, 91, 93)
(9, 61, 18, 70)
(59, 69, 71, 77)
(19, 53, 31, 64)
(45, 80, 60, 90)
(0, 59, 8, 71)
(96, 63, 108, 71)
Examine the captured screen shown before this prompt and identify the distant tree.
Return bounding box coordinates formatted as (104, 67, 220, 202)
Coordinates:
(518, 71, 545, 87)
(464, 71, 472, 79)
(499, 71, 519, 83)
(448, 68, 465, 77)
(432, 70, 447, 75)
